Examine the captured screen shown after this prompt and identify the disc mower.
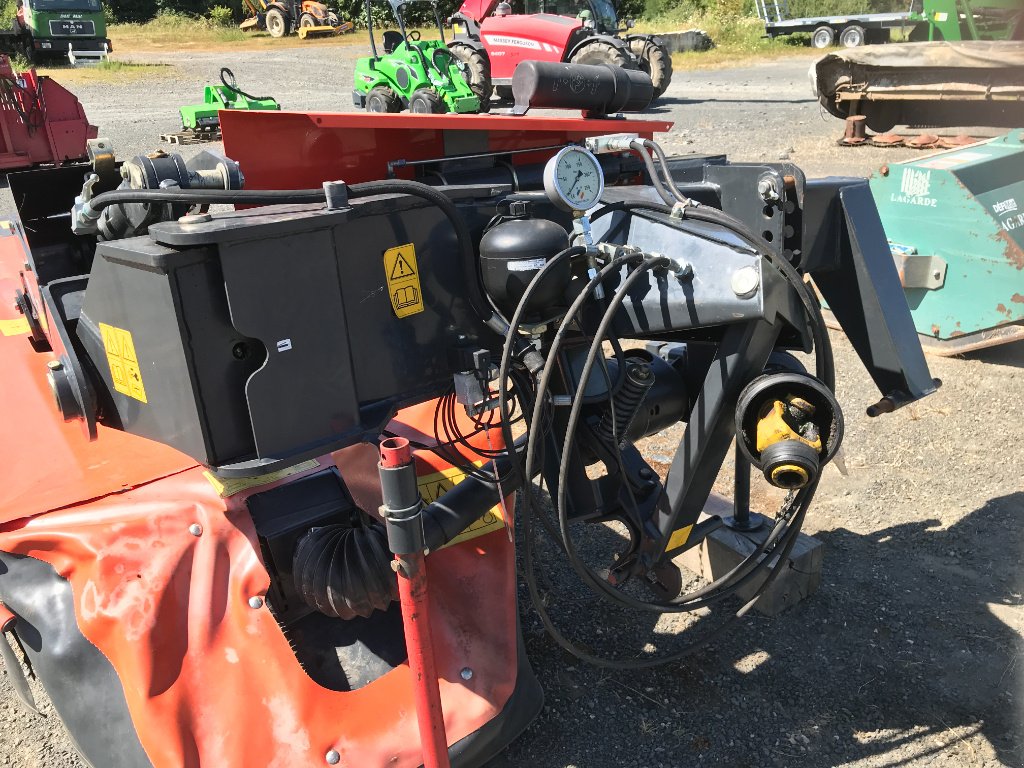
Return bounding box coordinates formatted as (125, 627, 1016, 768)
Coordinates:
(0, 102, 937, 766)
(353, 0, 480, 113)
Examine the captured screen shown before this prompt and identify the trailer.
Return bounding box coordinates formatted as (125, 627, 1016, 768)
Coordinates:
(755, 0, 1023, 48)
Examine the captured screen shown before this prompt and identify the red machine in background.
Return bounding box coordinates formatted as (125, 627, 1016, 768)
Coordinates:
(448, 0, 673, 103)
(0, 55, 95, 169)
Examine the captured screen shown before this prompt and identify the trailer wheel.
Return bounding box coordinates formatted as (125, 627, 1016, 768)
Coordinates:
(570, 39, 629, 69)
(449, 42, 492, 112)
(839, 25, 865, 47)
(628, 37, 673, 99)
(409, 88, 448, 114)
(365, 86, 402, 113)
(811, 25, 835, 48)
(265, 7, 288, 37)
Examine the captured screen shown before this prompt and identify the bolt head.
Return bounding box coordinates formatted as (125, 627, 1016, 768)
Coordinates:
(188, 523, 203, 537)
(731, 266, 760, 299)
(460, 667, 474, 681)
(325, 750, 341, 765)
(248, 596, 264, 609)
(46, 359, 63, 371)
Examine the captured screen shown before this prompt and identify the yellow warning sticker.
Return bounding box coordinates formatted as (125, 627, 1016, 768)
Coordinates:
(383, 243, 424, 319)
(0, 317, 29, 336)
(203, 459, 321, 498)
(99, 322, 148, 403)
(666, 524, 693, 552)
(418, 464, 506, 548)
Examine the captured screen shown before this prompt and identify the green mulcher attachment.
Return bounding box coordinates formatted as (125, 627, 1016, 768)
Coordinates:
(180, 68, 281, 133)
(353, 0, 480, 114)
(866, 130, 1024, 355)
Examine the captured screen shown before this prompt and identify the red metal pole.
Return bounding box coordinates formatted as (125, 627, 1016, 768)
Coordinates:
(379, 438, 451, 768)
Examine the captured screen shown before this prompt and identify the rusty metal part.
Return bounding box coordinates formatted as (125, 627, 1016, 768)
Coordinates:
(905, 134, 940, 149)
(838, 115, 870, 146)
(937, 135, 981, 149)
(872, 133, 905, 147)
(812, 41, 1024, 132)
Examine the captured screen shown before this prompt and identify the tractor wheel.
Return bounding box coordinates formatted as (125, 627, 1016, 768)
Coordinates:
(409, 88, 448, 114)
(365, 86, 402, 113)
(839, 25, 865, 47)
(628, 37, 672, 99)
(495, 85, 513, 102)
(265, 7, 288, 37)
(569, 39, 629, 69)
(299, 12, 318, 28)
(811, 25, 835, 48)
(448, 43, 492, 113)
(328, 11, 339, 25)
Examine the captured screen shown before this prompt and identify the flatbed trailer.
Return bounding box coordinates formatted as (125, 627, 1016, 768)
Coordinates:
(756, 0, 1023, 48)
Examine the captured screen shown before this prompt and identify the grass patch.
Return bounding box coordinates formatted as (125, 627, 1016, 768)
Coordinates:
(636, 13, 818, 69)
(110, 9, 365, 51)
(35, 59, 170, 83)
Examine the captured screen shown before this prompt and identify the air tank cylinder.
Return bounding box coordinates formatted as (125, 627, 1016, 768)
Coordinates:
(512, 61, 655, 116)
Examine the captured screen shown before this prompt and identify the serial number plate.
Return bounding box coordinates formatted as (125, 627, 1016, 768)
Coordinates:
(48, 19, 96, 35)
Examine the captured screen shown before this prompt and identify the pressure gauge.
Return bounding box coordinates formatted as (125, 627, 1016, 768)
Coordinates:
(543, 146, 605, 213)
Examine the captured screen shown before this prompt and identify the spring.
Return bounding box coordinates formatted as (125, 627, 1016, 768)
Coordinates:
(596, 357, 654, 448)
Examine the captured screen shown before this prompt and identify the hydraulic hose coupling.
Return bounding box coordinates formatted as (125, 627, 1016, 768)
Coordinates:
(378, 437, 426, 556)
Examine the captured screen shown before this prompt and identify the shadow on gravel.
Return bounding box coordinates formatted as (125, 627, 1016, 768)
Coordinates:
(648, 96, 817, 110)
(500, 492, 1023, 767)
(963, 340, 1024, 370)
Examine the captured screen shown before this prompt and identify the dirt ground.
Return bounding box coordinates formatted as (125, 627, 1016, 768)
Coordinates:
(0, 43, 1021, 768)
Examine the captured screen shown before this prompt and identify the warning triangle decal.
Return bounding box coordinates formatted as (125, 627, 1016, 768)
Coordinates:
(390, 253, 415, 280)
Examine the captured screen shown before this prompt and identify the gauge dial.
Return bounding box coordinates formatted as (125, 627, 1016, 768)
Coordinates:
(543, 146, 605, 213)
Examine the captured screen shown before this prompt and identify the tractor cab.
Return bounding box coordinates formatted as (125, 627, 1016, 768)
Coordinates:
(523, 0, 628, 34)
(352, 0, 481, 113)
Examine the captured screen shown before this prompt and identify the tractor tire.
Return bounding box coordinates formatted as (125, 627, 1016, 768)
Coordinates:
(328, 11, 339, 25)
(299, 12, 318, 28)
(839, 25, 865, 47)
(811, 25, 835, 48)
(628, 37, 672, 99)
(569, 39, 629, 69)
(448, 43, 492, 113)
(409, 88, 448, 114)
(365, 86, 402, 113)
(265, 7, 288, 38)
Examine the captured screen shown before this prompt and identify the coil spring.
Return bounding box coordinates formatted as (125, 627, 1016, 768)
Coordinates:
(597, 357, 654, 448)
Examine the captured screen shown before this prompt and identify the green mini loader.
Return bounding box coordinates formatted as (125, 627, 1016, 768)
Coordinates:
(180, 68, 280, 133)
(352, 0, 480, 114)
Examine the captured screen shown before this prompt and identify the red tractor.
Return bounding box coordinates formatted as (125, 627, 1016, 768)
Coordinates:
(448, 0, 673, 108)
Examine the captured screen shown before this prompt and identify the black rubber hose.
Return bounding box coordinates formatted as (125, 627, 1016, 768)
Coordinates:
(421, 437, 526, 551)
(555, 257, 807, 613)
(220, 67, 274, 103)
(83, 187, 327, 211)
(629, 139, 677, 207)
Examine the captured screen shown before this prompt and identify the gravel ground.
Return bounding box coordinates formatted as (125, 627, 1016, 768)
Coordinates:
(0, 45, 1020, 768)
